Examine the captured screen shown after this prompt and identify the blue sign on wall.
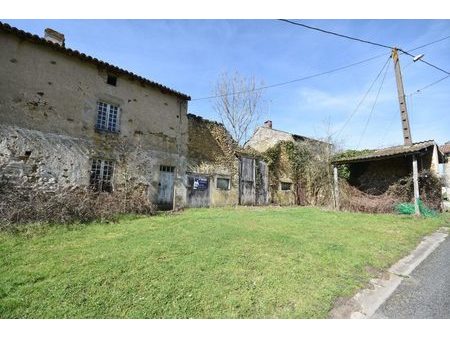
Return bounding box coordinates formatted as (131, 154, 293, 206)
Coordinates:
(193, 177, 208, 190)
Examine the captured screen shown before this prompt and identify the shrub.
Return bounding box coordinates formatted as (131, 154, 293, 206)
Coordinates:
(0, 182, 155, 232)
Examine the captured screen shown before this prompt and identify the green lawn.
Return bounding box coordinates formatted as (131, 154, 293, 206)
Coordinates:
(0, 207, 448, 318)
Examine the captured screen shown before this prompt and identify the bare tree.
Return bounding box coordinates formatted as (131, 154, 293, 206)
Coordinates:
(213, 72, 265, 145)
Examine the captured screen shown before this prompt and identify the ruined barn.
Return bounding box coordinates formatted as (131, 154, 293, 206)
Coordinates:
(331, 140, 446, 212)
(187, 114, 269, 207)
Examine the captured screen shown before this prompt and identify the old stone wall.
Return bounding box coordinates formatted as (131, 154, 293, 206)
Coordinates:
(266, 144, 296, 205)
(0, 125, 91, 191)
(187, 114, 239, 207)
(245, 126, 294, 153)
(0, 125, 187, 204)
(0, 31, 189, 207)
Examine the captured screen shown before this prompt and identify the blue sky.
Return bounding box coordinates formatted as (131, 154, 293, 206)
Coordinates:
(3, 19, 450, 149)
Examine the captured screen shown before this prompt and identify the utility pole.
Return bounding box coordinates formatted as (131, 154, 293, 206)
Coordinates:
(391, 48, 413, 146)
(391, 48, 420, 215)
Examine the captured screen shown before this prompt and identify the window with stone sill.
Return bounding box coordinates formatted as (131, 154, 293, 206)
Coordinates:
(96, 101, 120, 133)
(90, 159, 114, 192)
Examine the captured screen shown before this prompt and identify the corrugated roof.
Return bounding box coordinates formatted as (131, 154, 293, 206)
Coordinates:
(0, 22, 191, 101)
(332, 140, 439, 164)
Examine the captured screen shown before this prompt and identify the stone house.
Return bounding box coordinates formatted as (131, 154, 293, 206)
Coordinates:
(0, 23, 191, 209)
(187, 114, 269, 207)
(439, 142, 450, 204)
(245, 120, 330, 205)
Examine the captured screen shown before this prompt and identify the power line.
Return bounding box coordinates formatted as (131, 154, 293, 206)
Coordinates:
(408, 74, 450, 96)
(190, 52, 388, 101)
(406, 35, 450, 53)
(191, 25, 450, 102)
(278, 19, 394, 50)
(356, 57, 391, 149)
(397, 49, 450, 75)
(279, 19, 450, 76)
(333, 56, 391, 138)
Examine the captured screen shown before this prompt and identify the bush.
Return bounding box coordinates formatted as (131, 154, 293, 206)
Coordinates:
(0, 182, 155, 232)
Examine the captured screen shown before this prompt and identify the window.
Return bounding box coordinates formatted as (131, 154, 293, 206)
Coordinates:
(280, 182, 292, 191)
(216, 177, 230, 190)
(107, 74, 117, 86)
(96, 101, 120, 132)
(160, 165, 175, 173)
(90, 159, 114, 192)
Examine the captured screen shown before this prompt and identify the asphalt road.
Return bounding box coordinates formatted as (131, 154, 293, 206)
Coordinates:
(373, 236, 450, 319)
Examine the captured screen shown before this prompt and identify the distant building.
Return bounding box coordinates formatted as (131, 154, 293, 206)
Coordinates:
(245, 120, 325, 153)
(245, 120, 330, 205)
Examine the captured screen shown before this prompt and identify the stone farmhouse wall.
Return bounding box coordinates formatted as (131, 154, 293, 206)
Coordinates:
(186, 114, 239, 207)
(0, 29, 189, 208)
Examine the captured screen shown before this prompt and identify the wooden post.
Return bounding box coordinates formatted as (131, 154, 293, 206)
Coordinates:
(333, 165, 339, 210)
(412, 155, 420, 216)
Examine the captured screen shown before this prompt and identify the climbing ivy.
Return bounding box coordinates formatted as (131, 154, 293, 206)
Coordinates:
(262, 140, 333, 206)
(332, 149, 374, 179)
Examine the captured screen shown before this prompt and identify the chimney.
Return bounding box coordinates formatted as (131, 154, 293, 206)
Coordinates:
(44, 28, 65, 47)
(264, 120, 272, 129)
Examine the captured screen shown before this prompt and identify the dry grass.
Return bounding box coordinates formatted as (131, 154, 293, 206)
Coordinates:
(0, 183, 155, 232)
(339, 170, 442, 214)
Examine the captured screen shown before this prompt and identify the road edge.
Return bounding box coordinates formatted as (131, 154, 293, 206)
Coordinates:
(330, 227, 448, 319)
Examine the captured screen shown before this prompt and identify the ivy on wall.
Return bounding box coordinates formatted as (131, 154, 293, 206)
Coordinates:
(262, 140, 333, 206)
(332, 149, 374, 179)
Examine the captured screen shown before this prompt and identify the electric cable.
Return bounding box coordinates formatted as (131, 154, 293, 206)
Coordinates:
(191, 52, 389, 101)
(278, 19, 394, 50)
(279, 19, 450, 76)
(356, 57, 391, 149)
(408, 74, 450, 96)
(333, 56, 391, 139)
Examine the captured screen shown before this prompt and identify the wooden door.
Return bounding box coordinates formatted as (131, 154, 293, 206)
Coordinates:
(158, 166, 175, 209)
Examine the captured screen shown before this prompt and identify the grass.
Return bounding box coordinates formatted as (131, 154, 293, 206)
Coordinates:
(0, 207, 448, 318)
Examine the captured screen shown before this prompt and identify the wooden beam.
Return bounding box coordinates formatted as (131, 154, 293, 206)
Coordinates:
(412, 155, 420, 216)
(333, 165, 340, 210)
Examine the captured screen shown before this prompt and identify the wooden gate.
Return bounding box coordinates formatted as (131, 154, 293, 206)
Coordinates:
(256, 160, 269, 205)
(239, 157, 269, 206)
(186, 174, 210, 207)
(239, 157, 255, 205)
(157, 165, 175, 210)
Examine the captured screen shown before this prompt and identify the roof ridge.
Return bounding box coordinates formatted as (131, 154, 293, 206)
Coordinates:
(0, 21, 191, 101)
